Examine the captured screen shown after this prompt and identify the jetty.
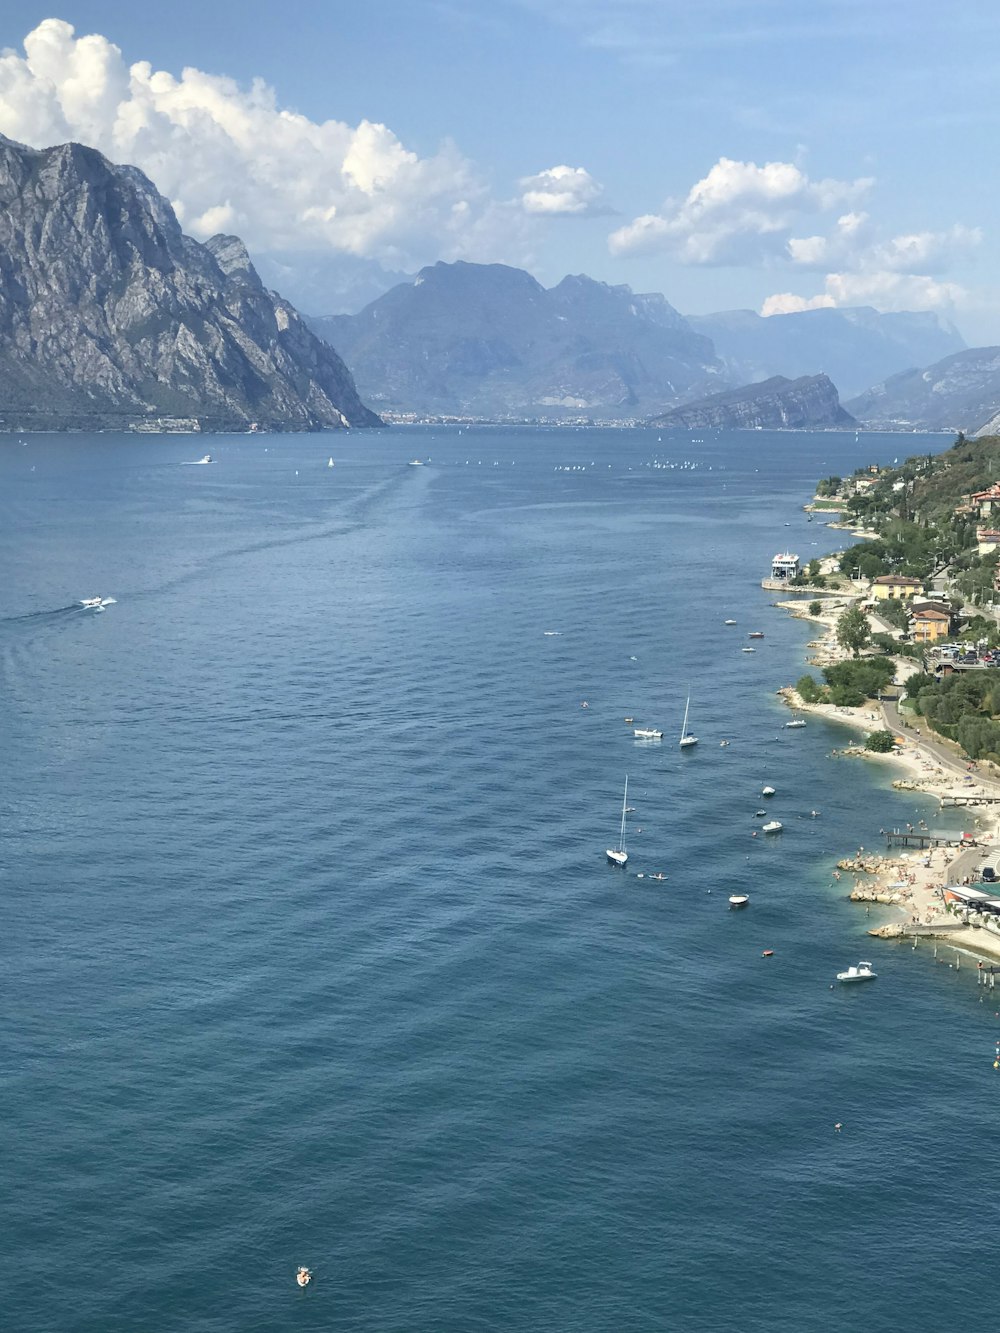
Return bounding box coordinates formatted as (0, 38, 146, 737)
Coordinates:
(884, 829, 974, 850)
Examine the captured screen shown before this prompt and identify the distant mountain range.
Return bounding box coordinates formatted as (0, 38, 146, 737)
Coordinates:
(0, 135, 380, 432)
(650, 374, 855, 431)
(845, 348, 1000, 435)
(309, 261, 966, 424)
(687, 307, 963, 402)
(310, 261, 726, 420)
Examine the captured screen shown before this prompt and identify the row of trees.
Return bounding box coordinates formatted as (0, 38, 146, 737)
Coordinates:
(904, 668, 1000, 762)
(797, 657, 895, 708)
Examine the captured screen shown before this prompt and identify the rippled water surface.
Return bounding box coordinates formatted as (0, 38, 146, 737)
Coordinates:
(3, 426, 997, 1332)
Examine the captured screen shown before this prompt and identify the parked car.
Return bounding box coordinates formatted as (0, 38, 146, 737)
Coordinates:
(982, 866, 996, 883)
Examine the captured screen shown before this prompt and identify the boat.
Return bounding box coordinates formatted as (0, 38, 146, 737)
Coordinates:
(761, 786, 775, 797)
(79, 597, 116, 611)
(607, 777, 629, 866)
(327, 457, 335, 467)
(296, 1267, 312, 1287)
(741, 646, 756, 653)
(679, 693, 698, 748)
(836, 961, 877, 983)
(724, 619, 736, 625)
(729, 894, 750, 908)
(762, 820, 783, 834)
(762, 949, 774, 957)
(748, 631, 764, 640)
(633, 727, 663, 739)
(785, 719, 806, 729)
(408, 459, 424, 466)
(754, 809, 767, 818)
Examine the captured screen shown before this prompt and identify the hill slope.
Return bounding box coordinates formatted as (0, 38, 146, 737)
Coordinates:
(649, 374, 856, 431)
(846, 348, 1000, 434)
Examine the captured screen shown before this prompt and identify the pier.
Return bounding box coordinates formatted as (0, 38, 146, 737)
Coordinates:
(884, 830, 975, 849)
(940, 795, 1000, 808)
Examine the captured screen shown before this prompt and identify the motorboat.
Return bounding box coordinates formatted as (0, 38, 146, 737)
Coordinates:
(633, 727, 663, 739)
(754, 809, 767, 818)
(729, 894, 750, 908)
(296, 1267, 312, 1287)
(761, 786, 776, 797)
(408, 459, 425, 466)
(79, 597, 116, 611)
(724, 619, 737, 625)
(607, 776, 629, 866)
(837, 961, 877, 983)
(785, 719, 806, 729)
(762, 820, 783, 834)
(741, 646, 756, 653)
(748, 631, 765, 639)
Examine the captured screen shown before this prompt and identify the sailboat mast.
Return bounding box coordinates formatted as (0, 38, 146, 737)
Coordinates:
(620, 775, 628, 849)
(681, 693, 690, 741)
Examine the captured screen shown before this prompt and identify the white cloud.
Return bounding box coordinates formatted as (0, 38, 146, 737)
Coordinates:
(761, 292, 836, 316)
(608, 157, 872, 263)
(519, 164, 609, 215)
(0, 18, 531, 268)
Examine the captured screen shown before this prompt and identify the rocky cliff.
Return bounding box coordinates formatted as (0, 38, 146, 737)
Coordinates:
(310, 261, 724, 419)
(845, 347, 1000, 434)
(0, 136, 380, 431)
(648, 374, 856, 430)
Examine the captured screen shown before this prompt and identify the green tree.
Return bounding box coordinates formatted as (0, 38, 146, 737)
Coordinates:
(796, 674, 826, 703)
(865, 729, 897, 752)
(808, 600, 822, 617)
(876, 598, 909, 630)
(836, 604, 871, 658)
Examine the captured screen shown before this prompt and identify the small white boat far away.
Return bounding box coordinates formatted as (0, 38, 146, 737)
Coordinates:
(296, 1266, 312, 1287)
(729, 893, 750, 908)
(679, 693, 698, 749)
(607, 776, 629, 867)
(724, 619, 737, 625)
(79, 597, 116, 611)
(837, 961, 877, 983)
(408, 459, 425, 466)
(182, 454, 213, 465)
(761, 820, 783, 834)
(785, 719, 806, 729)
(761, 786, 776, 797)
(634, 727, 663, 740)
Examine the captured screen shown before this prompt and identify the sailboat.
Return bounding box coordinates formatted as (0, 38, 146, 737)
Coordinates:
(679, 693, 698, 748)
(606, 777, 629, 866)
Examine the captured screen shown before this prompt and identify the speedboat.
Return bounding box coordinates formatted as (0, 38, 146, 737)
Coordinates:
(785, 719, 806, 729)
(837, 961, 877, 983)
(633, 728, 663, 739)
(724, 619, 737, 625)
(754, 809, 767, 818)
(729, 894, 750, 908)
(296, 1267, 312, 1287)
(741, 646, 756, 653)
(762, 820, 783, 834)
(79, 597, 103, 609)
(408, 459, 424, 466)
(748, 631, 765, 639)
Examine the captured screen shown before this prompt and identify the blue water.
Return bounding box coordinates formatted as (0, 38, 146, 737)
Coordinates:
(2, 426, 997, 1332)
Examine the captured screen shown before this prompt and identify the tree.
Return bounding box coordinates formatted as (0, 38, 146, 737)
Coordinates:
(808, 600, 822, 617)
(865, 729, 897, 752)
(876, 598, 909, 630)
(836, 604, 871, 658)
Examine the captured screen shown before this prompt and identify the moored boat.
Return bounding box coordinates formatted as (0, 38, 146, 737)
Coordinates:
(729, 893, 750, 908)
(785, 719, 806, 729)
(296, 1267, 312, 1287)
(607, 777, 629, 866)
(836, 961, 877, 983)
(762, 820, 783, 834)
(634, 727, 663, 739)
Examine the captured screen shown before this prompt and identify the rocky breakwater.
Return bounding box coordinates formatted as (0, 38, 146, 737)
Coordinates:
(648, 373, 856, 431)
(0, 135, 381, 432)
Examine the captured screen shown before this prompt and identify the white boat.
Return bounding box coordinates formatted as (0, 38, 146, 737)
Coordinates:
(741, 647, 756, 653)
(633, 727, 663, 739)
(748, 631, 764, 639)
(761, 786, 775, 797)
(837, 961, 877, 983)
(327, 457, 335, 467)
(785, 719, 806, 729)
(296, 1267, 312, 1287)
(724, 619, 737, 625)
(729, 894, 750, 908)
(408, 459, 424, 466)
(679, 693, 698, 748)
(607, 777, 629, 866)
(762, 820, 783, 834)
(79, 597, 116, 611)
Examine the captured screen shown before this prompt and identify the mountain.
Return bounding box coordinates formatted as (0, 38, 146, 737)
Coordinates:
(648, 374, 856, 431)
(0, 135, 380, 431)
(845, 348, 1000, 434)
(310, 261, 724, 420)
(687, 306, 965, 401)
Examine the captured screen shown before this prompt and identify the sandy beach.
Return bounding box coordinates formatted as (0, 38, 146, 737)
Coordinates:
(776, 598, 1000, 963)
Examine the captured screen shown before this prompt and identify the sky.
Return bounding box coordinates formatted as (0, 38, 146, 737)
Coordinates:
(1, 1, 999, 339)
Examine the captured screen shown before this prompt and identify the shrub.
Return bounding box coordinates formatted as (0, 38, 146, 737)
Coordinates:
(796, 674, 826, 703)
(865, 729, 897, 752)
(808, 600, 822, 617)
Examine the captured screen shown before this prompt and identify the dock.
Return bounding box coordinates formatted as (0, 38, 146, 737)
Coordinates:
(884, 830, 975, 849)
(940, 795, 1000, 808)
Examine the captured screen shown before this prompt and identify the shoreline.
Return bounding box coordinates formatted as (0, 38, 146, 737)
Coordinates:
(774, 593, 1000, 965)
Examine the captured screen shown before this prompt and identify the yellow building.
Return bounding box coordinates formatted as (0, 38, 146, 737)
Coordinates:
(911, 608, 952, 642)
(871, 574, 922, 600)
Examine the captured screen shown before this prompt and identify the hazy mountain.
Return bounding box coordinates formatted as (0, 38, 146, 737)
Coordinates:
(845, 347, 1000, 434)
(310, 261, 725, 419)
(687, 306, 964, 401)
(0, 135, 381, 431)
(649, 374, 856, 431)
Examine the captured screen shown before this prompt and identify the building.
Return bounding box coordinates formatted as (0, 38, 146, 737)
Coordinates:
(770, 552, 800, 581)
(971, 484, 1000, 518)
(977, 528, 1000, 555)
(871, 574, 923, 600)
(910, 606, 953, 643)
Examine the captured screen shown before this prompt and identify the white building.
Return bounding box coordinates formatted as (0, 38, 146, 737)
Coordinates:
(771, 552, 800, 581)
